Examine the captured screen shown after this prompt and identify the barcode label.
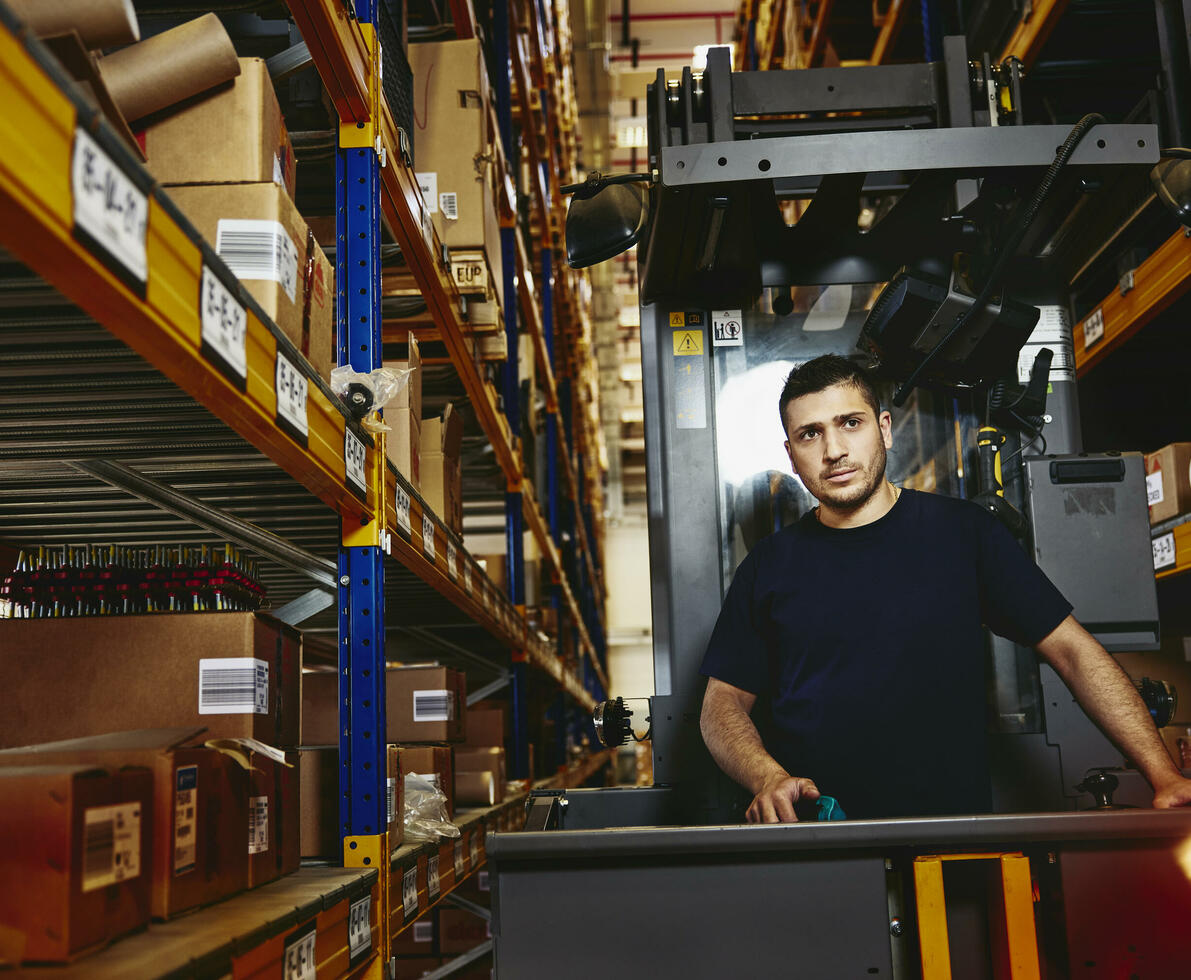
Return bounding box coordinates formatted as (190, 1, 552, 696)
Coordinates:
(200, 265, 248, 384)
(248, 796, 269, 854)
(283, 924, 317, 980)
(174, 766, 198, 876)
(348, 896, 372, 959)
(216, 219, 298, 303)
(71, 128, 147, 288)
(447, 541, 458, 581)
(387, 776, 396, 825)
(454, 838, 466, 877)
(345, 428, 367, 496)
(396, 485, 412, 536)
(440, 192, 459, 220)
(1154, 532, 1177, 570)
(1082, 308, 1105, 349)
(470, 833, 481, 868)
(198, 658, 268, 714)
(412, 919, 433, 944)
(82, 803, 141, 892)
(1147, 471, 1165, 506)
(402, 866, 418, 918)
(464, 561, 473, 595)
(427, 853, 440, 899)
(422, 512, 436, 562)
(416, 172, 438, 213)
(413, 689, 452, 723)
(275, 350, 309, 439)
(478, 869, 489, 891)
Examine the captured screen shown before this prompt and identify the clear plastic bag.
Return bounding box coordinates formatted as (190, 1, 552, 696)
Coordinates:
(329, 365, 413, 433)
(403, 772, 460, 842)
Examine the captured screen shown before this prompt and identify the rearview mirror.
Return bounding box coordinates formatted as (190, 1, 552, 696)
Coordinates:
(565, 181, 649, 268)
(1151, 157, 1191, 226)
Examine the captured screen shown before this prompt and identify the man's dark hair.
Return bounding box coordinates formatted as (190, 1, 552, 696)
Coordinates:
(778, 355, 882, 430)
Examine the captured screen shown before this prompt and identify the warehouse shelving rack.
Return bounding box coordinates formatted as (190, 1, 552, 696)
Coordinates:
(0, 0, 610, 974)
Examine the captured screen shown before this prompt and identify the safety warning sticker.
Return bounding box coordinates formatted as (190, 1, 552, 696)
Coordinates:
(673, 330, 703, 356)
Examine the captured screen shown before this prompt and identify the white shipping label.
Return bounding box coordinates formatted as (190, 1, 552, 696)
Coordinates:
(427, 854, 440, 900)
(463, 561, 473, 595)
(216, 219, 298, 303)
(413, 689, 452, 723)
(200, 265, 248, 382)
(283, 927, 317, 980)
(198, 658, 268, 715)
(71, 128, 147, 286)
(470, 833, 481, 868)
(422, 513, 437, 562)
(345, 428, 367, 495)
(440, 191, 459, 221)
(1017, 306, 1074, 383)
(173, 766, 198, 876)
(454, 839, 466, 877)
(248, 796, 269, 854)
(273, 154, 285, 188)
(1153, 532, 1177, 571)
(1082, 308, 1105, 350)
(348, 896, 372, 958)
(402, 866, 418, 918)
(711, 309, 744, 347)
(447, 541, 458, 581)
(412, 920, 433, 944)
(275, 351, 309, 438)
(1147, 471, 1165, 506)
(82, 802, 141, 892)
(416, 173, 439, 213)
(396, 485, 412, 536)
(387, 777, 396, 825)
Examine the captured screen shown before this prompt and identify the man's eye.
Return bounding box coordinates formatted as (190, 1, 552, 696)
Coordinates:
(801, 430, 818, 440)
(844, 418, 860, 429)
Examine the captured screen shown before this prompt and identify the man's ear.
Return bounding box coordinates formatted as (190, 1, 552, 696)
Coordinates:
(879, 410, 893, 450)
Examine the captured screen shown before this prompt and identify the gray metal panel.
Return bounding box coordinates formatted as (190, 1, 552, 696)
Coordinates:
(660, 125, 1159, 186)
(1024, 452, 1160, 650)
(730, 62, 941, 115)
(494, 853, 893, 979)
(488, 810, 1191, 862)
(556, 786, 679, 830)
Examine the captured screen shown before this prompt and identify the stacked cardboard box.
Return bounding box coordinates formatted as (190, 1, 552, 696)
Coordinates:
(146, 58, 334, 382)
(384, 333, 422, 492)
(422, 405, 464, 537)
(303, 666, 467, 745)
(456, 702, 506, 806)
(0, 765, 154, 963)
(1145, 443, 1191, 524)
(400, 744, 456, 818)
(299, 745, 403, 858)
(409, 39, 504, 308)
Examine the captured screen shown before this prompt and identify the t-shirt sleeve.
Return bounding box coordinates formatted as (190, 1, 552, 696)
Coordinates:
(699, 547, 769, 694)
(975, 508, 1073, 646)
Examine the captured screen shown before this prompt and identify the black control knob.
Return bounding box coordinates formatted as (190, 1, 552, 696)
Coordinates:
(1077, 769, 1123, 809)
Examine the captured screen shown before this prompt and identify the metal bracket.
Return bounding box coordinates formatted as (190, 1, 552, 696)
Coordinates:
(272, 587, 335, 626)
(339, 23, 378, 148)
(419, 940, 494, 980)
(344, 832, 386, 870)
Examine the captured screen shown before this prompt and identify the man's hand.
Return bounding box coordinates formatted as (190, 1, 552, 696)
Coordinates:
(746, 774, 820, 824)
(1153, 776, 1191, 809)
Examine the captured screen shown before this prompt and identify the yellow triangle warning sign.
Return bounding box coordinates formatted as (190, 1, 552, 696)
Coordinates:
(673, 330, 703, 356)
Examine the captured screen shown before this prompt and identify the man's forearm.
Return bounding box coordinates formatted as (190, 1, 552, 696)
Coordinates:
(1045, 621, 1181, 789)
(700, 692, 787, 794)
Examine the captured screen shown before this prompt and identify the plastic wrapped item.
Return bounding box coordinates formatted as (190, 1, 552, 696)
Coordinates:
(403, 772, 460, 842)
(330, 365, 413, 432)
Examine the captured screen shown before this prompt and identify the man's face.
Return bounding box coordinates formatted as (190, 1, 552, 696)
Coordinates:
(783, 382, 893, 510)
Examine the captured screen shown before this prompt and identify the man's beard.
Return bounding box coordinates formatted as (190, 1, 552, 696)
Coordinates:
(808, 447, 887, 512)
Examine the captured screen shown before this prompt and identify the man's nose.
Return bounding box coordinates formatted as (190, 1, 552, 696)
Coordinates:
(823, 429, 848, 461)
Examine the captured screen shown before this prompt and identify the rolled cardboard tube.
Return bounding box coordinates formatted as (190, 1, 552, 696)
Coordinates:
(10, 0, 140, 48)
(97, 13, 240, 124)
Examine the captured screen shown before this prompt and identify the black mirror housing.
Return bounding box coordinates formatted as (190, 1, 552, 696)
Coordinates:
(565, 182, 649, 268)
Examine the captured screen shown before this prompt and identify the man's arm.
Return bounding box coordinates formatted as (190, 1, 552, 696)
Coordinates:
(700, 677, 819, 823)
(1035, 615, 1191, 807)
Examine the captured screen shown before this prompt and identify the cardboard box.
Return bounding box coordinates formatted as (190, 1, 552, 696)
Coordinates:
(408, 39, 503, 306)
(300, 745, 402, 858)
(384, 333, 422, 491)
(0, 613, 301, 749)
(245, 749, 300, 889)
(464, 706, 505, 748)
(477, 554, 508, 597)
(437, 906, 491, 954)
(303, 666, 466, 746)
(165, 182, 334, 381)
(400, 745, 455, 817)
(454, 747, 505, 807)
(393, 912, 436, 956)
(141, 58, 296, 198)
(0, 729, 249, 920)
(0, 765, 152, 963)
(1145, 443, 1191, 524)
(421, 404, 464, 536)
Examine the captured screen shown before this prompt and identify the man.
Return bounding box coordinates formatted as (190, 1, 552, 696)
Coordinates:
(700, 354, 1191, 821)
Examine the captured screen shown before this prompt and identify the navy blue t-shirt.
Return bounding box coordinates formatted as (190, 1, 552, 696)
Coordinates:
(700, 489, 1072, 820)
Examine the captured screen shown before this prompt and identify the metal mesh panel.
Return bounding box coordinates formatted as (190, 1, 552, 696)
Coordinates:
(378, 0, 414, 166)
